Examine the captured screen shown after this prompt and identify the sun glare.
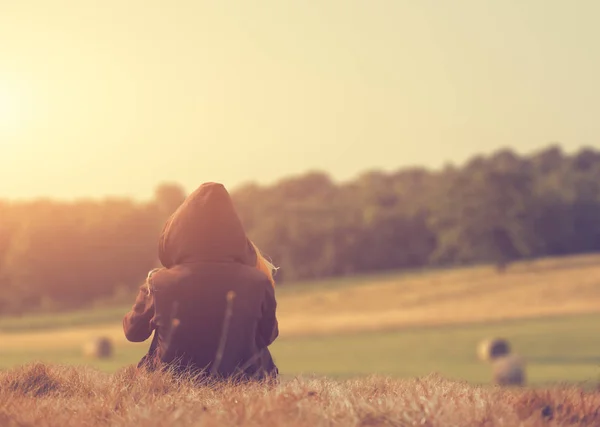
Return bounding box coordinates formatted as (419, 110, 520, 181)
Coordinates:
(0, 82, 27, 133)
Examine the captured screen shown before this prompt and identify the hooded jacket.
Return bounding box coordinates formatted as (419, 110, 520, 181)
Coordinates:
(122, 183, 279, 380)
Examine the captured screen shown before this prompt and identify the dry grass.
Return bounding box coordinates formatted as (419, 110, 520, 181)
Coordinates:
(278, 254, 600, 336)
(1, 363, 599, 427)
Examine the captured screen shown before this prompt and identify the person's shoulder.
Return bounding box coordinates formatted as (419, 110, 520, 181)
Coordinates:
(237, 264, 273, 289)
(147, 265, 193, 291)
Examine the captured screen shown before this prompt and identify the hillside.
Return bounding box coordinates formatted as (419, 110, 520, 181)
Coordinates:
(3, 253, 600, 341)
(1, 254, 600, 385)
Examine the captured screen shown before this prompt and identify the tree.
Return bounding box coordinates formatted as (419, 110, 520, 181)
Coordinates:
(4, 144, 600, 314)
(429, 156, 536, 271)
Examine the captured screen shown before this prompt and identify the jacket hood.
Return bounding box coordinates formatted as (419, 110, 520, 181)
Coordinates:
(158, 182, 257, 268)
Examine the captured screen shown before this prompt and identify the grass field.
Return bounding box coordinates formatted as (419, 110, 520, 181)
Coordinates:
(1, 254, 600, 386)
(3, 363, 600, 427)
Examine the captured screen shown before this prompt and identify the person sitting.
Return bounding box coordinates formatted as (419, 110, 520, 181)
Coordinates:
(122, 182, 279, 382)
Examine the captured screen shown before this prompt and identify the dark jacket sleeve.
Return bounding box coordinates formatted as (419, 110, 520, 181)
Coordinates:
(123, 284, 155, 343)
(256, 283, 279, 348)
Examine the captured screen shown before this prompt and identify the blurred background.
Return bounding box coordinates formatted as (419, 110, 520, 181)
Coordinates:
(1, 0, 600, 386)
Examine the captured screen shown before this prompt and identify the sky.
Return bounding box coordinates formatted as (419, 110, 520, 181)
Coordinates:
(1, 0, 599, 201)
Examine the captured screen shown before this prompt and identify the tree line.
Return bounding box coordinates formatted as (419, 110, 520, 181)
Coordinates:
(1, 144, 600, 314)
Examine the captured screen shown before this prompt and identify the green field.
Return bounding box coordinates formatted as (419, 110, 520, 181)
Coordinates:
(2, 255, 600, 386)
(1, 313, 599, 386)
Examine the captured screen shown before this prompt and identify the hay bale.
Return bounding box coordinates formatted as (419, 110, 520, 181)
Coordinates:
(477, 338, 511, 362)
(492, 354, 526, 386)
(82, 336, 114, 359)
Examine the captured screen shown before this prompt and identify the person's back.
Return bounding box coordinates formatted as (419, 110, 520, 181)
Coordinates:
(122, 182, 279, 381)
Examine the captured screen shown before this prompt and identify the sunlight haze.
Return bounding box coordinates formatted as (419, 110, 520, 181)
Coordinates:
(1, 0, 599, 200)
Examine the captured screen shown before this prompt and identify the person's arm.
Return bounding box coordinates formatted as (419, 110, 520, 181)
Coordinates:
(123, 283, 155, 342)
(256, 282, 279, 348)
